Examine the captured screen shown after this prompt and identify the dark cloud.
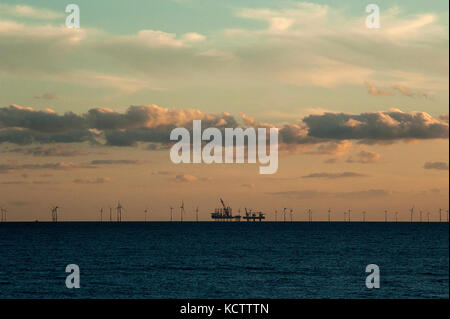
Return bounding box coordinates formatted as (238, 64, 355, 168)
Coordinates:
(175, 174, 198, 182)
(302, 110, 448, 141)
(34, 93, 57, 100)
(269, 189, 390, 199)
(346, 150, 380, 164)
(0, 128, 97, 145)
(5, 144, 88, 157)
(0, 105, 85, 133)
(423, 162, 449, 170)
(324, 158, 338, 164)
(269, 190, 321, 199)
(90, 159, 142, 165)
(145, 143, 170, 151)
(0, 161, 91, 174)
(1, 105, 447, 148)
(8, 200, 30, 207)
(301, 172, 367, 179)
(73, 177, 111, 184)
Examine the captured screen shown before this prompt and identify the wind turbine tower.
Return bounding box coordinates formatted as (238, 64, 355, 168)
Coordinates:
(170, 206, 174, 221)
(328, 208, 331, 222)
(116, 201, 123, 222)
(0, 207, 7, 222)
(51, 206, 59, 222)
(196, 206, 199, 222)
(180, 201, 185, 222)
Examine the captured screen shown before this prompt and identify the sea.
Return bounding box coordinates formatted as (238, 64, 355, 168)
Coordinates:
(0, 222, 448, 299)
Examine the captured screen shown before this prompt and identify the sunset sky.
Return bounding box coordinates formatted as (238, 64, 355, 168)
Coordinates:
(0, 0, 448, 221)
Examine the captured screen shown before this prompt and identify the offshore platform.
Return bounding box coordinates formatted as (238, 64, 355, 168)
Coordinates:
(211, 198, 265, 222)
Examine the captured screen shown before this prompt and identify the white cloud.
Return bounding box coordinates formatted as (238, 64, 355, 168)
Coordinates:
(0, 4, 64, 20)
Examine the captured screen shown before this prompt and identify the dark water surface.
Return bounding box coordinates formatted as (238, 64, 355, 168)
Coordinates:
(0, 222, 448, 298)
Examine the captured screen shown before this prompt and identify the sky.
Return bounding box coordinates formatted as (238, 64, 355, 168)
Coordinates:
(0, 0, 448, 221)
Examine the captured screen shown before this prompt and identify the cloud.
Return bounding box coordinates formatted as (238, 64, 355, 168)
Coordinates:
(0, 4, 64, 20)
(152, 170, 175, 176)
(1, 105, 447, 150)
(324, 158, 338, 164)
(134, 30, 205, 48)
(5, 145, 88, 157)
(346, 150, 381, 164)
(364, 81, 394, 96)
(269, 189, 390, 199)
(0, 161, 86, 174)
(439, 114, 449, 123)
(301, 172, 367, 179)
(34, 93, 57, 100)
(175, 174, 198, 182)
(7, 200, 30, 207)
(89, 160, 142, 165)
(364, 81, 431, 98)
(302, 110, 448, 141)
(423, 162, 449, 170)
(73, 177, 111, 184)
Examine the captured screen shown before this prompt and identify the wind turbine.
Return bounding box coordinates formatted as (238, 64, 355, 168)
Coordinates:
(283, 208, 287, 222)
(100, 208, 103, 222)
(306, 208, 312, 222)
(439, 208, 442, 222)
(384, 210, 388, 222)
(180, 201, 185, 222)
(420, 210, 423, 222)
(410, 206, 414, 222)
(169, 206, 174, 222)
(116, 201, 123, 222)
(348, 209, 351, 222)
(109, 207, 112, 222)
(144, 208, 148, 222)
(362, 211, 366, 222)
(0, 207, 7, 222)
(328, 208, 331, 222)
(395, 211, 398, 222)
(427, 211, 431, 223)
(290, 209, 293, 222)
(51, 206, 60, 222)
(275, 209, 278, 222)
(195, 206, 199, 222)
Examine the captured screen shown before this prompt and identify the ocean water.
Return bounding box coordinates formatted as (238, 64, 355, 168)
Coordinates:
(0, 222, 448, 299)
